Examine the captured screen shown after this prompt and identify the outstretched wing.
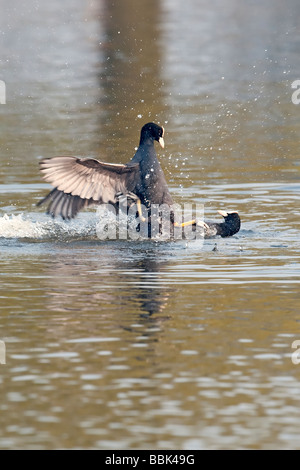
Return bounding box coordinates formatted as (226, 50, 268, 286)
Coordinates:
(38, 156, 140, 219)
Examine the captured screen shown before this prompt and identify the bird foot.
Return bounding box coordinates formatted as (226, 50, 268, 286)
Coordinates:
(196, 220, 209, 230)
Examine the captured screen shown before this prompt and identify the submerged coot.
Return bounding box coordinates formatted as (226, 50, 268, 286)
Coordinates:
(204, 210, 241, 238)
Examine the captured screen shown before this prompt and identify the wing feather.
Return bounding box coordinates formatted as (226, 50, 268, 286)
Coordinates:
(38, 155, 141, 219)
(40, 156, 139, 203)
(50, 190, 65, 216)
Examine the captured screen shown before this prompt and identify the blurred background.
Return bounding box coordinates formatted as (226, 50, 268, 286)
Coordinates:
(0, 0, 300, 450)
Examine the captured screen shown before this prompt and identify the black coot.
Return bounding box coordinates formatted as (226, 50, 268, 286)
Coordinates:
(38, 122, 240, 238)
(38, 123, 173, 219)
(204, 210, 241, 238)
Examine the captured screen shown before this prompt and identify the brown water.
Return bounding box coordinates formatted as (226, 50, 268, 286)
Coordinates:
(0, 0, 300, 450)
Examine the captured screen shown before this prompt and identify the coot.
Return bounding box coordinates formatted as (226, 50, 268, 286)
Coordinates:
(38, 122, 240, 238)
(204, 210, 241, 238)
(38, 123, 173, 219)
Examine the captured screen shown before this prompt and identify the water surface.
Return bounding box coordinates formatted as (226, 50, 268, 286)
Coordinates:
(0, 0, 300, 450)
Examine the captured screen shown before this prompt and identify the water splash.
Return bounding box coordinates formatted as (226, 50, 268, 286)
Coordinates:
(0, 213, 97, 240)
(0, 214, 47, 239)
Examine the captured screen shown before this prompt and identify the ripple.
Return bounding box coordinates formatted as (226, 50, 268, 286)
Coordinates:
(67, 337, 120, 343)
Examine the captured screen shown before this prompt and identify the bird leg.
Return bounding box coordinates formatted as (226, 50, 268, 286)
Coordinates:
(174, 220, 209, 229)
(122, 192, 147, 222)
(136, 198, 147, 222)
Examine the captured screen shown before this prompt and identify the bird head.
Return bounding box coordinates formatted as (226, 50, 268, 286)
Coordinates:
(140, 122, 165, 148)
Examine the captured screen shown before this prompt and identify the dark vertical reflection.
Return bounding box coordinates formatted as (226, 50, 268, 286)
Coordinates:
(97, 0, 168, 160)
(39, 246, 172, 318)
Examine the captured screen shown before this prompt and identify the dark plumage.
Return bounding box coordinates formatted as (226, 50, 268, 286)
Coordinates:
(38, 122, 173, 219)
(38, 123, 241, 239)
(204, 210, 241, 238)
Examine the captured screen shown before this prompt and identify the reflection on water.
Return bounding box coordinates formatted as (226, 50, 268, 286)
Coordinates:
(40, 245, 172, 318)
(99, 0, 167, 144)
(1, 0, 300, 450)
